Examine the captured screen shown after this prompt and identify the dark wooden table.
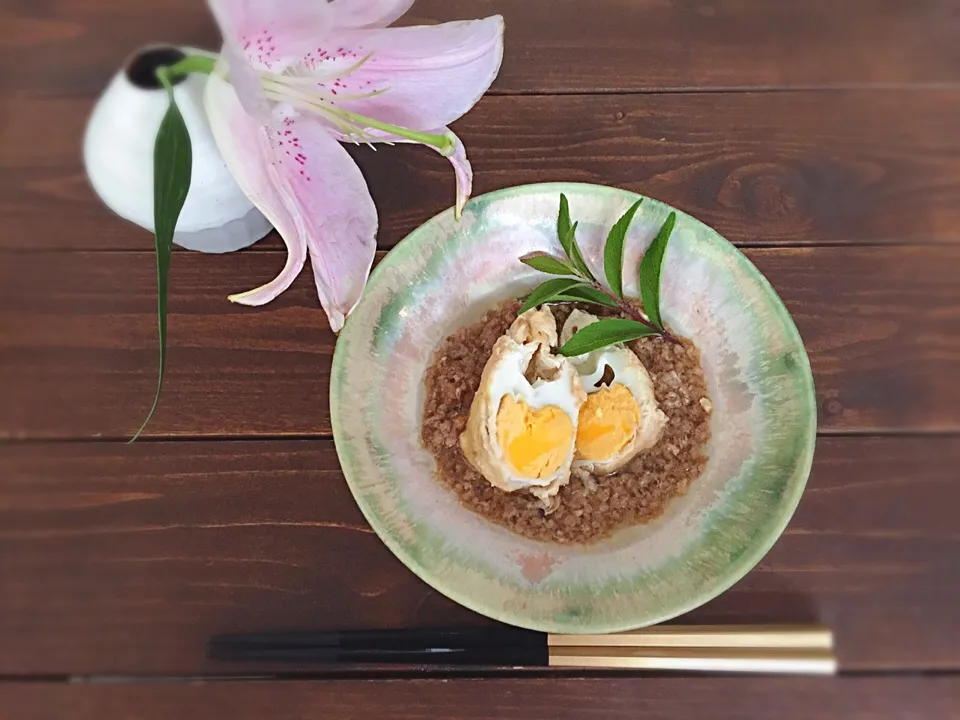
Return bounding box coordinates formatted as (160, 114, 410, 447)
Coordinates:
(2, 1, 959, 717)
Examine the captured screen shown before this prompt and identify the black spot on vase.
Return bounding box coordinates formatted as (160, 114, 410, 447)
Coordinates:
(126, 46, 187, 90)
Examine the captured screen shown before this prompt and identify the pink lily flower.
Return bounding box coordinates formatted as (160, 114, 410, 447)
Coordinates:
(203, 0, 505, 331)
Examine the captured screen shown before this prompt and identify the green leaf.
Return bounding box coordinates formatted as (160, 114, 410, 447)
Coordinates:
(519, 252, 578, 276)
(550, 285, 619, 308)
(555, 196, 594, 281)
(639, 211, 676, 330)
(603, 198, 643, 298)
(518, 278, 586, 314)
(564, 221, 596, 281)
(130, 72, 192, 442)
(558, 318, 660, 357)
(557, 193, 573, 257)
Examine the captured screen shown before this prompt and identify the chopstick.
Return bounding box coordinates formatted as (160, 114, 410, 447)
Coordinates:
(207, 624, 837, 675)
(549, 646, 836, 674)
(549, 624, 836, 674)
(548, 624, 834, 649)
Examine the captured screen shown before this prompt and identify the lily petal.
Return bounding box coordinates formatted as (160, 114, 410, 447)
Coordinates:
(328, 0, 415, 28)
(208, 76, 378, 330)
(205, 73, 306, 305)
(218, 46, 272, 123)
(207, 0, 332, 71)
(444, 130, 473, 220)
(266, 111, 377, 330)
(296, 16, 504, 131)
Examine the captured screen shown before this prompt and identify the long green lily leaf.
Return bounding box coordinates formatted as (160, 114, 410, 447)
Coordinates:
(130, 72, 192, 442)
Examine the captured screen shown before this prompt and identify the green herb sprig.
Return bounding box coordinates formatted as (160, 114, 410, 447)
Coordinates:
(519, 193, 678, 356)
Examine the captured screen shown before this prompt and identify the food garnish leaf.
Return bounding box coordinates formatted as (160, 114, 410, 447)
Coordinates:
(519, 251, 579, 276)
(564, 221, 595, 280)
(559, 318, 660, 357)
(517, 193, 677, 354)
(557, 193, 573, 257)
(639, 211, 676, 331)
(603, 198, 643, 298)
(518, 278, 587, 314)
(556, 194, 595, 281)
(550, 285, 619, 308)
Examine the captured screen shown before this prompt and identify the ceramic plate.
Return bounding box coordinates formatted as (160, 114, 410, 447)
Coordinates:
(331, 183, 816, 633)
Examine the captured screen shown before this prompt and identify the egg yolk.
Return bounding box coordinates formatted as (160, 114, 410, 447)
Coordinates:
(575, 384, 641, 461)
(496, 396, 574, 478)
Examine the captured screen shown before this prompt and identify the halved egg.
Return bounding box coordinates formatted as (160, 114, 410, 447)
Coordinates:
(561, 310, 668, 475)
(460, 307, 587, 507)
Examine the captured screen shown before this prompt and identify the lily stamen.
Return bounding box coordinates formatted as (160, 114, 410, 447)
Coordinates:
(261, 77, 454, 155)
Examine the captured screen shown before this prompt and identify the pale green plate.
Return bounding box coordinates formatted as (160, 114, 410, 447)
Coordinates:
(331, 183, 816, 633)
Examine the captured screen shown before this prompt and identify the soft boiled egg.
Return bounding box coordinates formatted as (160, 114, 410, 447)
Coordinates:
(460, 306, 587, 508)
(561, 310, 668, 475)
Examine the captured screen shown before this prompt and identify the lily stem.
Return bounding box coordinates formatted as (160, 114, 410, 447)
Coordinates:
(154, 54, 216, 99)
(165, 54, 217, 82)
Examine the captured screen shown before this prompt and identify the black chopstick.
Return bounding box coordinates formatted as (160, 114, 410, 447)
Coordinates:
(207, 627, 548, 666)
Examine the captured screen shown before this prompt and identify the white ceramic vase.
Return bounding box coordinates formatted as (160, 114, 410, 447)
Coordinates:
(84, 45, 272, 253)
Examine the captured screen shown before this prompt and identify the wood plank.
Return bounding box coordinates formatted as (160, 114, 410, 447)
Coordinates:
(5, 90, 960, 252)
(4, 0, 960, 96)
(0, 246, 957, 440)
(0, 436, 957, 675)
(2, 677, 959, 720)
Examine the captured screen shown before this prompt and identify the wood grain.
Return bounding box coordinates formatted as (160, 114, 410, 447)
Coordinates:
(1, 0, 958, 708)
(0, 436, 957, 675)
(4, 0, 960, 96)
(2, 677, 959, 719)
(1, 246, 957, 440)
(5, 90, 960, 252)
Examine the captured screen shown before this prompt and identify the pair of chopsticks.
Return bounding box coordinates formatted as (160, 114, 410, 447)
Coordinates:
(208, 624, 837, 675)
